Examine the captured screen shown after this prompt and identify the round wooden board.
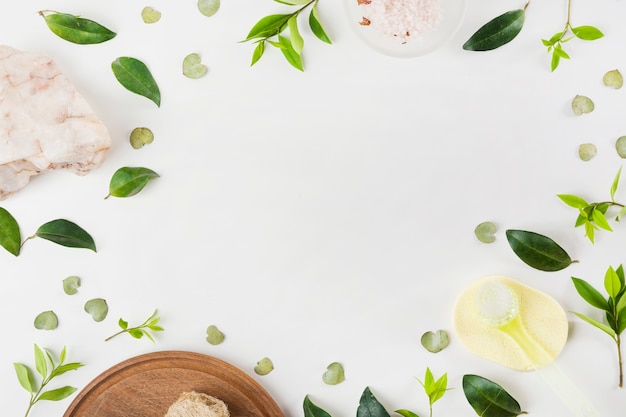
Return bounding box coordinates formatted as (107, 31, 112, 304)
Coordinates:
(63, 351, 284, 417)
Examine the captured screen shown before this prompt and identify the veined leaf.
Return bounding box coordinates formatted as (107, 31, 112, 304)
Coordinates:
(14, 363, 35, 393)
(251, 41, 265, 66)
(50, 362, 84, 379)
(463, 9, 525, 51)
(605, 266, 622, 299)
(111, 57, 161, 107)
(106, 167, 159, 198)
(34, 345, 48, 378)
(572, 312, 616, 338)
(462, 374, 526, 417)
(278, 35, 304, 71)
(357, 387, 391, 417)
(38, 386, 77, 401)
(0, 207, 21, 256)
(610, 167, 622, 201)
(35, 219, 96, 252)
(557, 194, 588, 209)
(303, 395, 333, 417)
(591, 209, 613, 231)
(571, 25, 604, 41)
(244, 14, 291, 40)
(309, 3, 332, 44)
(40, 12, 116, 44)
(572, 277, 609, 310)
(288, 16, 304, 54)
(505, 229, 573, 271)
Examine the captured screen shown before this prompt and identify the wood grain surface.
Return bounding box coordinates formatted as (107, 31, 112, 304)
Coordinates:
(63, 351, 284, 417)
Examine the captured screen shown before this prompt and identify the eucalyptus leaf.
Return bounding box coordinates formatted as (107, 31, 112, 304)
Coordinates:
(571, 95, 594, 115)
(463, 10, 525, 51)
(182, 53, 208, 79)
(603, 69, 623, 89)
(111, 57, 161, 107)
(474, 221, 496, 243)
(106, 166, 159, 198)
(303, 395, 333, 417)
(462, 374, 526, 417)
(420, 330, 449, 353)
(34, 311, 59, 330)
(84, 298, 108, 322)
(206, 325, 225, 345)
(0, 206, 21, 256)
(616, 136, 626, 159)
(129, 127, 154, 149)
(254, 357, 274, 375)
(578, 143, 597, 161)
(505, 229, 573, 271)
(141, 7, 161, 24)
(62, 276, 81, 295)
(35, 219, 96, 252)
(322, 362, 345, 385)
(40, 12, 116, 44)
(357, 387, 390, 417)
(198, 0, 220, 17)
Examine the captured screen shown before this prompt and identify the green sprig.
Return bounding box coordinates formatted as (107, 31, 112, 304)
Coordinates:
(396, 368, 449, 417)
(105, 309, 164, 342)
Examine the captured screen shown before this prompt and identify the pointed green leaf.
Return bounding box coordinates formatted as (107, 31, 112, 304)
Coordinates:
(106, 166, 159, 198)
(572, 277, 609, 310)
(278, 34, 304, 71)
(34, 344, 48, 378)
(557, 194, 588, 209)
(605, 266, 622, 299)
(571, 25, 604, 41)
(584, 221, 596, 243)
(0, 207, 20, 256)
(553, 44, 570, 59)
(111, 57, 161, 107)
(551, 50, 561, 71)
(572, 312, 616, 338)
(610, 167, 622, 201)
(357, 387, 391, 417)
(244, 14, 291, 40)
(288, 16, 304, 55)
(309, 4, 332, 44)
(14, 363, 35, 393)
(395, 411, 420, 417)
(50, 362, 84, 379)
(462, 374, 526, 417)
(251, 41, 265, 66)
(40, 12, 116, 44)
(591, 209, 613, 231)
(505, 229, 573, 271)
(275, 0, 310, 4)
(35, 219, 96, 251)
(463, 10, 525, 51)
(38, 386, 77, 402)
(303, 395, 333, 417)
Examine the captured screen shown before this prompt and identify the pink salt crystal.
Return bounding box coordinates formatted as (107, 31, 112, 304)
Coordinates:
(0, 45, 111, 200)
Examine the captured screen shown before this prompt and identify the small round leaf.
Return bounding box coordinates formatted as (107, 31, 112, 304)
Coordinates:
(63, 275, 81, 295)
(603, 69, 623, 89)
(141, 7, 161, 24)
(183, 53, 208, 79)
(198, 0, 220, 17)
(474, 221, 496, 243)
(571, 95, 594, 115)
(84, 298, 108, 322)
(322, 362, 345, 385)
(129, 127, 154, 149)
(420, 330, 450, 353)
(206, 325, 225, 345)
(254, 357, 274, 375)
(616, 136, 626, 159)
(34, 311, 58, 330)
(578, 143, 597, 161)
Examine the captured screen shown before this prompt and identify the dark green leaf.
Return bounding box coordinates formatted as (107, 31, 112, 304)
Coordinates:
(38, 386, 77, 401)
(0, 207, 21, 256)
(462, 374, 526, 417)
(244, 14, 291, 40)
(111, 57, 161, 107)
(251, 41, 265, 66)
(14, 363, 35, 393)
(572, 277, 609, 310)
(41, 12, 116, 44)
(309, 4, 332, 44)
(571, 25, 604, 41)
(505, 229, 573, 271)
(106, 166, 159, 198)
(278, 34, 304, 71)
(303, 395, 333, 417)
(357, 387, 391, 417)
(463, 10, 525, 51)
(35, 219, 96, 252)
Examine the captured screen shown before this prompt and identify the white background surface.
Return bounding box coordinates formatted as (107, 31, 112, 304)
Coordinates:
(2, 1, 626, 416)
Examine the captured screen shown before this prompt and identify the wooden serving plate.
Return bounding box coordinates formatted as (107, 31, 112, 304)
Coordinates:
(63, 351, 284, 417)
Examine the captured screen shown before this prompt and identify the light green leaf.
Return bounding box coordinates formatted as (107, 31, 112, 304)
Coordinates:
(603, 69, 623, 89)
(571, 25, 604, 41)
(395, 411, 421, 417)
(40, 11, 116, 44)
(557, 194, 589, 209)
(198, 0, 220, 17)
(578, 143, 597, 161)
(251, 41, 265, 66)
(38, 386, 77, 402)
(34, 311, 59, 330)
(35, 219, 96, 252)
(34, 344, 48, 378)
(571, 95, 594, 115)
(605, 266, 622, 299)
(141, 7, 161, 24)
(0, 207, 21, 256)
(84, 298, 109, 322)
(610, 167, 622, 200)
(50, 362, 84, 378)
(106, 166, 159, 198)
(62, 276, 81, 295)
(420, 330, 450, 353)
(616, 137, 626, 159)
(474, 221, 496, 243)
(14, 363, 35, 393)
(244, 14, 291, 41)
(278, 34, 303, 71)
(254, 357, 274, 375)
(309, 4, 332, 44)
(182, 53, 208, 79)
(572, 312, 616, 338)
(206, 325, 225, 345)
(129, 127, 154, 149)
(111, 57, 161, 107)
(288, 16, 304, 55)
(322, 362, 345, 385)
(463, 10, 525, 51)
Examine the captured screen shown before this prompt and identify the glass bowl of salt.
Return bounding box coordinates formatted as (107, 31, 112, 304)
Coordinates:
(344, 0, 466, 58)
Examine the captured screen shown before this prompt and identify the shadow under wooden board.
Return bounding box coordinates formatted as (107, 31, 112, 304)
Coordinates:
(63, 350, 284, 417)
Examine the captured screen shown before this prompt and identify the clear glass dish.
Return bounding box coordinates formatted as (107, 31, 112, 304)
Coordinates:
(344, 0, 467, 58)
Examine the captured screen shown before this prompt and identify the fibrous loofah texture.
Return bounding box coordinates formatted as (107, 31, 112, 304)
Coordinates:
(164, 391, 229, 417)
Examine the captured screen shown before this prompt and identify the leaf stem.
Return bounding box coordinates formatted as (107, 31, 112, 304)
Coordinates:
(617, 334, 623, 388)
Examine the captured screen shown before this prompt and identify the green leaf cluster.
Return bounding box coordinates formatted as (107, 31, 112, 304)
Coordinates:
(105, 310, 163, 342)
(572, 265, 626, 387)
(0, 208, 97, 256)
(558, 167, 626, 243)
(397, 368, 449, 417)
(505, 229, 574, 271)
(242, 0, 331, 71)
(462, 374, 526, 417)
(542, 24, 603, 71)
(14, 345, 84, 417)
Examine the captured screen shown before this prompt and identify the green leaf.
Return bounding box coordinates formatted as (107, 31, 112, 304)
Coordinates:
(303, 395, 333, 417)
(63, 276, 81, 295)
(128, 328, 144, 339)
(206, 324, 225, 345)
(106, 166, 159, 198)
(275, 0, 310, 4)
(571, 95, 594, 116)
(40, 12, 116, 44)
(288, 16, 304, 55)
(395, 411, 420, 417)
(118, 318, 128, 330)
(572, 312, 616, 338)
(474, 221, 496, 243)
(553, 43, 570, 59)
(49, 362, 84, 378)
(34, 311, 59, 330)
(14, 363, 35, 393)
(610, 167, 622, 201)
(182, 53, 208, 79)
(322, 362, 345, 385)
(505, 229, 573, 271)
(571, 25, 604, 41)
(357, 387, 391, 417)
(584, 221, 596, 243)
(605, 266, 622, 299)
(0, 207, 21, 256)
(462, 374, 526, 417)
(34, 345, 48, 378)
(603, 69, 623, 89)
(572, 277, 609, 310)
(244, 14, 291, 40)
(251, 41, 265, 66)
(278, 34, 304, 71)
(84, 298, 109, 322)
(591, 209, 613, 231)
(38, 386, 77, 401)
(197, 0, 220, 17)
(557, 194, 588, 209)
(551, 50, 561, 72)
(309, 4, 332, 44)
(463, 10, 525, 51)
(35, 219, 96, 251)
(111, 57, 161, 107)
(254, 357, 274, 375)
(420, 330, 449, 353)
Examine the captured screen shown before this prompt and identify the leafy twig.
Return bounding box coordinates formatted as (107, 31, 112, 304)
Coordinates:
(14, 345, 84, 417)
(571, 265, 626, 387)
(241, 0, 331, 71)
(397, 368, 449, 417)
(105, 309, 164, 342)
(558, 167, 625, 243)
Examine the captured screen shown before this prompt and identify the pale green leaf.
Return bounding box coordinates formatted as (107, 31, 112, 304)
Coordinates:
(572, 312, 616, 338)
(288, 16, 304, 55)
(557, 194, 588, 209)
